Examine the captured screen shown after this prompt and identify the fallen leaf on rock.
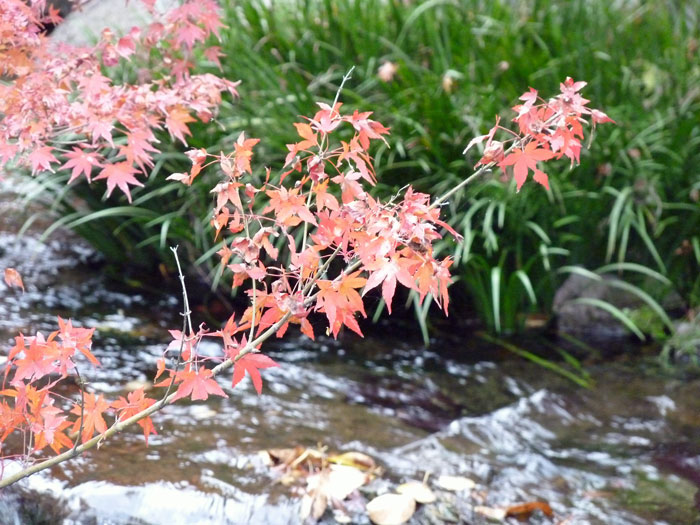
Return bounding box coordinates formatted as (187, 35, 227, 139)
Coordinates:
(397, 481, 437, 504)
(300, 463, 371, 522)
(328, 451, 376, 471)
(474, 505, 507, 521)
(124, 379, 153, 392)
(505, 501, 553, 519)
(323, 464, 369, 500)
(300, 471, 329, 522)
(267, 446, 305, 466)
(266, 446, 325, 472)
(367, 493, 416, 525)
(582, 489, 614, 499)
(436, 475, 476, 492)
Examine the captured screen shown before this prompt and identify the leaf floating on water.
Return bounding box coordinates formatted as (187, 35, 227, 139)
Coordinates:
(474, 506, 507, 521)
(436, 475, 476, 492)
(504, 501, 554, 519)
(367, 493, 416, 525)
(397, 481, 437, 504)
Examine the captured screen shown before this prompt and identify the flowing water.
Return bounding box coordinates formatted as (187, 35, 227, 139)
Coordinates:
(1, 210, 700, 524)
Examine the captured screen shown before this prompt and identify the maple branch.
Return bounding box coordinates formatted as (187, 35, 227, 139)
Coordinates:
(0, 272, 301, 489)
(0, 150, 493, 488)
(428, 145, 515, 211)
(431, 110, 566, 210)
(0, 117, 494, 488)
(71, 360, 85, 452)
(332, 67, 355, 111)
(161, 246, 193, 401)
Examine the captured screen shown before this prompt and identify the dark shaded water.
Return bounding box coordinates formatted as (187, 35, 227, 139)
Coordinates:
(2, 203, 700, 524)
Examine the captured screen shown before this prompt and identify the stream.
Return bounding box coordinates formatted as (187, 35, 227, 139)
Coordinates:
(1, 202, 700, 524)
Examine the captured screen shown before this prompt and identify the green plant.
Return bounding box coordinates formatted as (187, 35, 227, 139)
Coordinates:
(22, 0, 699, 340)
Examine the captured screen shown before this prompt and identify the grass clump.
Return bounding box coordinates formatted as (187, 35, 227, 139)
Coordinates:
(28, 0, 700, 340)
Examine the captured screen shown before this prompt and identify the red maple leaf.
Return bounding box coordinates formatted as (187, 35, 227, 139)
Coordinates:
(284, 122, 318, 167)
(233, 131, 260, 174)
(232, 352, 279, 395)
(264, 187, 317, 227)
(362, 255, 416, 314)
(499, 141, 555, 191)
(315, 271, 367, 335)
(591, 109, 615, 125)
(28, 146, 58, 174)
(112, 388, 157, 444)
(61, 147, 103, 184)
(32, 405, 73, 454)
(171, 366, 228, 402)
(165, 105, 195, 144)
(94, 162, 144, 202)
(70, 392, 110, 444)
(4, 268, 24, 292)
(121, 129, 160, 171)
(11, 335, 57, 385)
(57, 317, 99, 367)
(346, 110, 390, 150)
(173, 21, 206, 51)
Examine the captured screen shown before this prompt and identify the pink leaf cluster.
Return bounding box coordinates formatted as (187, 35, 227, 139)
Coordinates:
(465, 77, 614, 191)
(0, 0, 239, 202)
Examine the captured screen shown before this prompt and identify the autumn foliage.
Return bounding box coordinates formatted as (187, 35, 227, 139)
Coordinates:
(0, 0, 612, 487)
(0, 0, 237, 202)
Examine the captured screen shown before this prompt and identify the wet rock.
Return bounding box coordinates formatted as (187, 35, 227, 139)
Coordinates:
(51, 0, 178, 46)
(0, 486, 67, 525)
(653, 442, 700, 508)
(346, 378, 463, 432)
(553, 274, 642, 338)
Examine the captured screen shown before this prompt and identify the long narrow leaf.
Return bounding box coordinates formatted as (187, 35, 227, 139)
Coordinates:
(571, 298, 645, 340)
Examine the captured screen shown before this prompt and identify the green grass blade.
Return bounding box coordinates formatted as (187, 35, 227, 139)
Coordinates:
(571, 297, 645, 340)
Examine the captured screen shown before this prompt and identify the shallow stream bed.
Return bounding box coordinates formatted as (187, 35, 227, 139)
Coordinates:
(1, 216, 700, 524)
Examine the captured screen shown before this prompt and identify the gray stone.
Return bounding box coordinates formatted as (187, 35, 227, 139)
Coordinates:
(553, 273, 643, 338)
(51, 0, 177, 46)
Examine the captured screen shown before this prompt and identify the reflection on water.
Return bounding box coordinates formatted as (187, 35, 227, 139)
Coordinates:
(2, 225, 700, 524)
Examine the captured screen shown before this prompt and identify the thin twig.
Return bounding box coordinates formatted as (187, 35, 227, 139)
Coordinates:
(71, 360, 85, 452)
(161, 246, 192, 401)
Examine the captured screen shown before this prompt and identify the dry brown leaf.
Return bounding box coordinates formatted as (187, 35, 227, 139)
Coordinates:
(397, 481, 437, 504)
(267, 447, 303, 465)
(301, 464, 369, 522)
(289, 447, 324, 469)
(328, 451, 376, 471)
(367, 493, 416, 525)
(324, 465, 368, 500)
(301, 468, 330, 521)
(436, 475, 476, 492)
(505, 501, 553, 519)
(300, 488, 328, 522)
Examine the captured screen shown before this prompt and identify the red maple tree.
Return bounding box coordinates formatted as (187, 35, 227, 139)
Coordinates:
(0, 1, 613, 488)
